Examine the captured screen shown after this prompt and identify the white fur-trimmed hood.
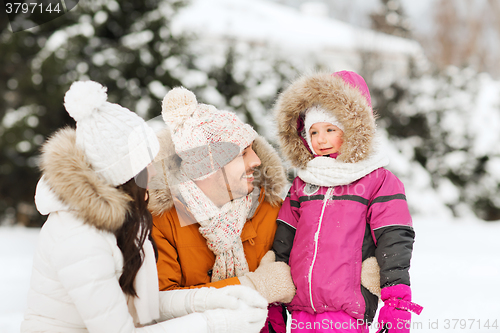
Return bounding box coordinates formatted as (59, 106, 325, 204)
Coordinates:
(37, 127, 131, 232)
(148, 128, 286, 216)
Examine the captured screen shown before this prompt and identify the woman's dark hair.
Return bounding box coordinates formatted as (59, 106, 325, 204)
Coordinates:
(115, 167, 156, 297)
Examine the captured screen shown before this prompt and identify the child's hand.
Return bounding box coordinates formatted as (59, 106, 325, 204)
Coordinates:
(376, 285, 423, 333)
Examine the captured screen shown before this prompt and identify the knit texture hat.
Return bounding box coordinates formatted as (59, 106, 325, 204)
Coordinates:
(64, 80, 159, 186)
(303, 105, 345, 153)
(161, 87, 257, 180)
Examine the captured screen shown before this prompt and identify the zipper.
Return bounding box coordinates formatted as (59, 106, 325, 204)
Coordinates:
(307, 187, 334, 312)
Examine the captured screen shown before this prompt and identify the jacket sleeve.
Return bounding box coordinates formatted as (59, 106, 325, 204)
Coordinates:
(367, 169, 414, 289)
(373, 226, 414, 288)
(138, 313, 208, 333)
(272, 181, 300, 263)
(152, 213, 240, 291)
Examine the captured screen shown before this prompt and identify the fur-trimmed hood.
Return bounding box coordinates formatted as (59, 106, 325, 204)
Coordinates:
(36, 127, 131, 232)
(274, 72, 376, 169)
(148, 128, 286, 216)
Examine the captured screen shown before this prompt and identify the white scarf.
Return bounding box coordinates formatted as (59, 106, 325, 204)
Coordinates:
(132, 238, 160, 326)
(297, 138, 389, 187)
(176, 172, 253, 282)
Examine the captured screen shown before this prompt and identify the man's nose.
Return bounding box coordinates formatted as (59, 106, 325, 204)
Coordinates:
(246, 148, 261, 169)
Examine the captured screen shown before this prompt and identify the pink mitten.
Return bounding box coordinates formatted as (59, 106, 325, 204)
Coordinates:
(376, 285, 423, 333)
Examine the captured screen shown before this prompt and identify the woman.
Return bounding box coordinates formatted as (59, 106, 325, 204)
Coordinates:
(21, 80, 267, 333)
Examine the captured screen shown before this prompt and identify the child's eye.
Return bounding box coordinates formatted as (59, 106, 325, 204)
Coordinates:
(327, 128, 335, 132)
(310, 131, 317, 135)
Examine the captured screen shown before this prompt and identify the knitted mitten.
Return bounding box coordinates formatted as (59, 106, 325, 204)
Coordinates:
(376, 284, 423, 333)
(239, 251, 296, 303)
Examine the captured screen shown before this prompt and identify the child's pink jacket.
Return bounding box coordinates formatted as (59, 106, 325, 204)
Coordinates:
(276, 168, 412, 321)
(271, 71, 416, 324)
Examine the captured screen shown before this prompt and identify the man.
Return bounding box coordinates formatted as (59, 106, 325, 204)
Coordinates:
(148, 87, 295, 333)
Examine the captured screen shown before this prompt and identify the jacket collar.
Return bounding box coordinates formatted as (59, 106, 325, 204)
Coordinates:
(38, 127, 131, 232)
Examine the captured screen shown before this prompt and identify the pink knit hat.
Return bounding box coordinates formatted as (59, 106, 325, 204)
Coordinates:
(161, 87, 257, 180)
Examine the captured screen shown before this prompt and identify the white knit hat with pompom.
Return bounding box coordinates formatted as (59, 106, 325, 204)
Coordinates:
(64, 80, 159, 186)
(161, 87, 257, 180)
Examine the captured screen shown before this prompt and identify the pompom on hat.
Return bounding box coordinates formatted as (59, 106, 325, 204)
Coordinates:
(64, 80, 159, 186)
(161, 87, 257, 180)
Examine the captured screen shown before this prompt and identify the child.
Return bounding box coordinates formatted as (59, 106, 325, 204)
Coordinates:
(272, 71, 422, 333)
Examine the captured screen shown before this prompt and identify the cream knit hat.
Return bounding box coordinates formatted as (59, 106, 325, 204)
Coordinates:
(64, 80, 160, 186)
(161, 87, 257, 180)
(303, 105, 345, 154)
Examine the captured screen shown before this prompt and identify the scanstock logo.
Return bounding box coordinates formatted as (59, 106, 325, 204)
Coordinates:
(3, 0, 79, 32)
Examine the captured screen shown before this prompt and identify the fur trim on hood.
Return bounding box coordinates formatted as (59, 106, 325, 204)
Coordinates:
(39, 127, 131, 232)
(148, 128, 286, 216)
(274, 72, 376, 168)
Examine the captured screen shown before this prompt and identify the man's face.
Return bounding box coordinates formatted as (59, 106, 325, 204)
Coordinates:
(215, 143, 261, 200)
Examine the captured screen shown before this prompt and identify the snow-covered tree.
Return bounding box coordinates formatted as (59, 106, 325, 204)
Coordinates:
(199, 42, 300, 140)
(0, 0, 191, 226)
(0, 0, 301, 226)
(370, 64, 500, 221)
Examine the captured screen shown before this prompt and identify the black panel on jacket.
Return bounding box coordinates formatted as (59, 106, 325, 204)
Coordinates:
(272, 220, 296, 264)
(374, 225, 414, 289)
(361, 285, 379, 324)
(362, 223, 377, 261)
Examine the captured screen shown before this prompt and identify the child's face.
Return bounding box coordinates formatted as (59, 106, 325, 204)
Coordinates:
(309, 122, 344, 156)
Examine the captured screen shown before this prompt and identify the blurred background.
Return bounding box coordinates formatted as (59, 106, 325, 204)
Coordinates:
(2, 0, 500, 226)
(1, 0, 500, 332)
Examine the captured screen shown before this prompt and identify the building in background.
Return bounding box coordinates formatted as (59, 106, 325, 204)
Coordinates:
(171, 0, 425, 80)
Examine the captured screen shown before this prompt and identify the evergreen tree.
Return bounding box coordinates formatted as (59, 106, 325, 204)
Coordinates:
(201, 42, 300, 140)
(370, 63, 500, 221)
(0, 0, 190, 226)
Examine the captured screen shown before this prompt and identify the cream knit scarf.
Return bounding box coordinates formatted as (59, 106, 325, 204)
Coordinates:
(176, 172, 253, 282)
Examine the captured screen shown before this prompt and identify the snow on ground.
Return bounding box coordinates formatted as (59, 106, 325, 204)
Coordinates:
(2, 216, 499, 333)
(0, 227, 39, 333)
(408, 216, 500, 333)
